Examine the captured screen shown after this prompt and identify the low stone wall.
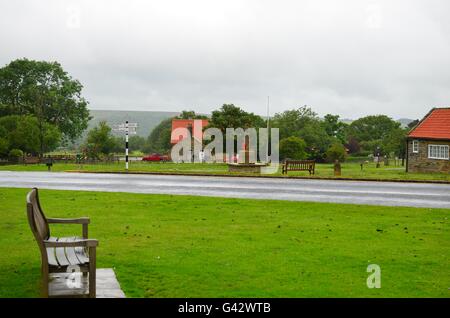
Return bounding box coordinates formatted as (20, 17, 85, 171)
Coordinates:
(227, 163, 268, 173)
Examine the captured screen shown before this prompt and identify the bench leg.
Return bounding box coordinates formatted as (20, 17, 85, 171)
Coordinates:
(89, 248, 96, 298)
(41, 265, 49, 298)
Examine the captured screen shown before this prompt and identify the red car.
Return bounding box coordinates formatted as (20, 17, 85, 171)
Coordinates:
(142, 153, 169, 162)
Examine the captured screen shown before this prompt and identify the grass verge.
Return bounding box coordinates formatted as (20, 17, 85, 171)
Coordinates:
(0, 188, 449, 297)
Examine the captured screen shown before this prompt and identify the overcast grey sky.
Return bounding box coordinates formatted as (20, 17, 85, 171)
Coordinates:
(1, 0, 449, 119)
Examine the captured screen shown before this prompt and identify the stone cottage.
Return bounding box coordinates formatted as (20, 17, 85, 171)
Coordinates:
(407, 108, 450, 173)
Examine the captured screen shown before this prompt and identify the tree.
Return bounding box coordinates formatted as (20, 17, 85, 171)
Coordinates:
(345, 136, 361, 154)
(0, 58, 90, 153)
(346, 115, 402, 155)
(8, 149, 23, 162)
(0, 137, 8, 157)
(0, 115, 60, 155)
(347, 115, 401, 146)
(144, 118, 174, 154)
(382, 127, 408, 161)
(272, 106, 334, 160)
(271, 106, 318, 140)
(0, 115, 38, 153)
(279, 136, 307, 160)
(128, 135, 146, 152)
(322, 114, 348, 144)
(208, 104, 265, 132)
(177, 110, 208, 120)
(84, 121, 117, 159)
(325, 143, 347, 163)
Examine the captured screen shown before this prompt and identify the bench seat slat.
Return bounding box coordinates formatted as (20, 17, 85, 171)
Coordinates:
(54, 237, 70, 266)
(46, 237, 58, 266)
(68, 236, 89, 264)
(47, 237, 89, 267)
(60, 237, 82, 265)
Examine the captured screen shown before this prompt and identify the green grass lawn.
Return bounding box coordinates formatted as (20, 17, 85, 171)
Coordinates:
(0, 187, 449, 297)
(1, 161, 449, 182)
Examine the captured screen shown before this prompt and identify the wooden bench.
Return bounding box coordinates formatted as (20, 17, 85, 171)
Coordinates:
(26, 188, 98, 298)
(282, 160, 315, 175)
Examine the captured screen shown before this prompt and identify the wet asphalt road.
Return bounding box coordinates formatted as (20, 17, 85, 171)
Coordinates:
(0, 171, 449, 208)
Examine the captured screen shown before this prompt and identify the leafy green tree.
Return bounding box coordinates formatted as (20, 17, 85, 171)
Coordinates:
(347, 115, 401, 152)
(272, 106, 334, 160)
(0, 58, 90, 150)
(84, 121, 117, 159)
(382, 127, 408, 160)
(0, 137, 8, 157)
(0, 115, 60, 155)
(208, 104, 265, 131)
(271, 106, 317, 139)
(279, 136, 307, 160)
(10, 116, 42, 154)
(322, 114, 348, 144)
(360, 139, 384, 156)
(41, 124, 62, 153)
(8, 148, 23, 162)
(145, 118, 175, 154)
(345, 136, 360, 154)
(177, 110, 208, 120)
(111, 136, 125, 154)
(128, 135, 146, 152)
(325, 143, 347, 163)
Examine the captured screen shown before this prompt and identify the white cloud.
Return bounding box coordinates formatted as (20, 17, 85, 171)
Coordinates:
(0, 0, 449, 119)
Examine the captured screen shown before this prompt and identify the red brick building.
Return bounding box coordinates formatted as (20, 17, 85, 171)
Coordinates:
(170, 119, 209, 144)
(406, 108, 450, 173)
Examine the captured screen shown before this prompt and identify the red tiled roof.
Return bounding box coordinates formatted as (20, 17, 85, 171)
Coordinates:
(408, 108, 450, 140)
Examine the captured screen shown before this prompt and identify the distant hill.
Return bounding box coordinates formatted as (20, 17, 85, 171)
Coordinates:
(339, 118, 415, 127)
(86, 110, 417, 138)
(340, 118, 354, 125)
(88, 110, 180, 137)
(397, 118, 416, 128)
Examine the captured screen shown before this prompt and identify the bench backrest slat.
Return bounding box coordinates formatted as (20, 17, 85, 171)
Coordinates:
(286, 160, 315, 169)
(27, 189, 50, 264)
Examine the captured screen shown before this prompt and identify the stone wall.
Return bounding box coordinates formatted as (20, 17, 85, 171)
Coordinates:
(407, 139, 450, 173)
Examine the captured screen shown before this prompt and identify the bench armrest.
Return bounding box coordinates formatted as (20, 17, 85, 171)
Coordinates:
(44, 239, 99, 248)
(47, 217, 90, 224)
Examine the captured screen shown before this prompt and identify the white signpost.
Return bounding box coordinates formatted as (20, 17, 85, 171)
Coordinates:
(112, 122, 138, 170)
(113, 123, 138, 135)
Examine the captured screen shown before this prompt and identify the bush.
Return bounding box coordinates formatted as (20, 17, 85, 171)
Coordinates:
(8, 148, 23, 162)
(279, 136, 307, 160)
(325, 143, 347, 163)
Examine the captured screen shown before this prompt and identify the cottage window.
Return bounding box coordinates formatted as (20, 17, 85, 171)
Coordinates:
(412, 140, 419, 153)
(428, 144, 449, 160)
